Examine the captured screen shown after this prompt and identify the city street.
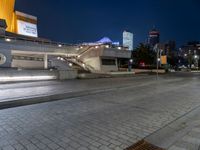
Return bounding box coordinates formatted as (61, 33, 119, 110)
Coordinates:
(0, 73, 200, 150)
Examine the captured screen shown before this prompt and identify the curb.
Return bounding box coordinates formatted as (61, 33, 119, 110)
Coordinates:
(0, 88, 111, 110)
(0, 76, 177, 110)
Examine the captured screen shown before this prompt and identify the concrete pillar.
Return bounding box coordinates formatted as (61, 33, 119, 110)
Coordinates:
(44, 54, 48, 69)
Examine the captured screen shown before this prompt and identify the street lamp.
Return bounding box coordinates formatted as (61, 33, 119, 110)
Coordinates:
(194, 55, 199, 70)
(128, 59, 133, 72)
(154, 44, 159, 80)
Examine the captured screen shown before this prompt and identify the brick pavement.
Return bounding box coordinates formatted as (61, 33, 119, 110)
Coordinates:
(0, 74, 200, 150)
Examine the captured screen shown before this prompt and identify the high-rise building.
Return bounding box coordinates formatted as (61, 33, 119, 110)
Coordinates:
(123, 31, 133, 51)
(148, 28, 160, 48)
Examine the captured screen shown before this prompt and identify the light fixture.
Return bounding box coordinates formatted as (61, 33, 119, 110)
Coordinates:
(60, 58, 64, 61)
(105, 45, 109, 48)
(157, 58, 161, 62)
(0, 75, 57, 82)
(118, 47, 122, 50)
(82, 64, 85, 67)
(69, 63, 73, 67)
(58, 44, 62, 47)
(5, 38, 11, 42)
(77, 55, 81, 58)
(95, 46, 99, 49)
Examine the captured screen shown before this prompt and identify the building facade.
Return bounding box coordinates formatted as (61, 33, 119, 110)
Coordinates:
(0, 0, 38, 37)
(148, 28, 160, 48)
(123, 31, 133, 51)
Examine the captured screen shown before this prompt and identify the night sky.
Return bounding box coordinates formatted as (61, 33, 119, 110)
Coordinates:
(15, 0, 200, 48)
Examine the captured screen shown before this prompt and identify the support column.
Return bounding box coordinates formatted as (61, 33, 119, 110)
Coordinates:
(44, 54, 48, 69)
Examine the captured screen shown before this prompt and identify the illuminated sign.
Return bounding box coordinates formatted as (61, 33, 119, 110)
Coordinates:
(0, 53, 6, 65)
(17, 20, 38, 37)
(161, 56, 167, 65)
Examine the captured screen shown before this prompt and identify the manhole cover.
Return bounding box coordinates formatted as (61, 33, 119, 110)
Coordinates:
(125, 140, 165, 150)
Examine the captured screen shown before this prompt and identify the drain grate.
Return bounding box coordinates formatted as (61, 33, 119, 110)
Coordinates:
(125, 140, 165, 150)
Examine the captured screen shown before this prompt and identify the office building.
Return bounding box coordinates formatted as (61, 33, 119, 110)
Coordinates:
(123, 31, 133, 51)
(148, 28, 160, 48)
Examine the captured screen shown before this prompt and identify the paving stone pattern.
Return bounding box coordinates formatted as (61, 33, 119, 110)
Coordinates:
(0, 74, 200, 150)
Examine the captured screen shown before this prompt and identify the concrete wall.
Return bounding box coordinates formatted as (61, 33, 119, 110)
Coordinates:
(12, 59, 44, 69)
(82, 57, 118, 72)
(0, 69, 58, 83)
(101, 65, 118, 72)
(80, 47, 131, 59)
(102, 48, 131, 58)
(59, 70, 78, 80)
(0, 49, 12, 68)
(0, 39, 78, 57)
(101, 58, 118, 72)
(0, 69, 78, 83)
(83, 57, 101, 71)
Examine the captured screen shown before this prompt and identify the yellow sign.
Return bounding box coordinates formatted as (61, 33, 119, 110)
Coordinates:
(0, 0, 15, 32)
(161, 56, 167, 65)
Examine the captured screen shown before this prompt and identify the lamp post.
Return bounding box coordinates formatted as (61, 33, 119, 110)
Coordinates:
(128, 59, 133, 72)
(154, 44, 160, 80)
(194, 55, 199, 70)
(188, 50, 192, 69)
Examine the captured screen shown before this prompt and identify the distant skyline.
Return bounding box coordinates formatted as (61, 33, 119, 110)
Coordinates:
(15, 0, 200, 48)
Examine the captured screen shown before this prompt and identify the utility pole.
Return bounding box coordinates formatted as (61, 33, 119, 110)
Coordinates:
(154, 44, 160, 80)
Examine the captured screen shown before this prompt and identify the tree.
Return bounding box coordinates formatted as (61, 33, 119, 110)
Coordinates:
(133, 43, 156, 67)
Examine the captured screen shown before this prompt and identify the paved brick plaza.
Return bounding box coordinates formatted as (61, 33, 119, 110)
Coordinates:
(0, 73, 200, 150)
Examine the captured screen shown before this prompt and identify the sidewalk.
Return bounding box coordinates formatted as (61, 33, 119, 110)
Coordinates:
(145, 100, 200, 150)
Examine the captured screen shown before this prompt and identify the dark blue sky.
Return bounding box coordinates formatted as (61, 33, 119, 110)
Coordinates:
(15, 0, 200, 47)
